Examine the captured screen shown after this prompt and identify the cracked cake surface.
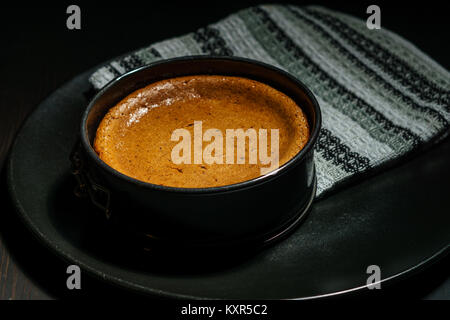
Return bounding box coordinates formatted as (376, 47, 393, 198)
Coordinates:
(94, 75, 310, 188)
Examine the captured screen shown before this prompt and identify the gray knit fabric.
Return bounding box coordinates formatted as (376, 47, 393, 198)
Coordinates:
(89, 5, 450, 198)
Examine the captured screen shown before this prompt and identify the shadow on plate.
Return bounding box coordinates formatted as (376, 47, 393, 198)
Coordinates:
(46, 173, 261, 276)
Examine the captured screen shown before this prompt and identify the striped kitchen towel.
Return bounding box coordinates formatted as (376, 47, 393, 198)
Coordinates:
(89, 5, 450, 198)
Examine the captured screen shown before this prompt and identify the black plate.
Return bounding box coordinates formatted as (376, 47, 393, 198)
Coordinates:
(6, 68, 450, 299)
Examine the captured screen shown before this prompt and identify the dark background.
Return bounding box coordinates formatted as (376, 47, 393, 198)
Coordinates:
(0, 1, 448, 299)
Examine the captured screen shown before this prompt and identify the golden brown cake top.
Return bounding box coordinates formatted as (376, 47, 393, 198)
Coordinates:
(94, 75, 310, 188)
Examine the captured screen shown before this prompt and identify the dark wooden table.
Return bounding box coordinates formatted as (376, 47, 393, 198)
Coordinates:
(0, 1, 449, 299)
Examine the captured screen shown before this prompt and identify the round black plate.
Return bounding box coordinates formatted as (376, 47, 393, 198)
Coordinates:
(6, 69, 450, 299)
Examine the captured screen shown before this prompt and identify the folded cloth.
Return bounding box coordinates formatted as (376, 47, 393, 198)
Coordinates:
(89, 5, 450, 198)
